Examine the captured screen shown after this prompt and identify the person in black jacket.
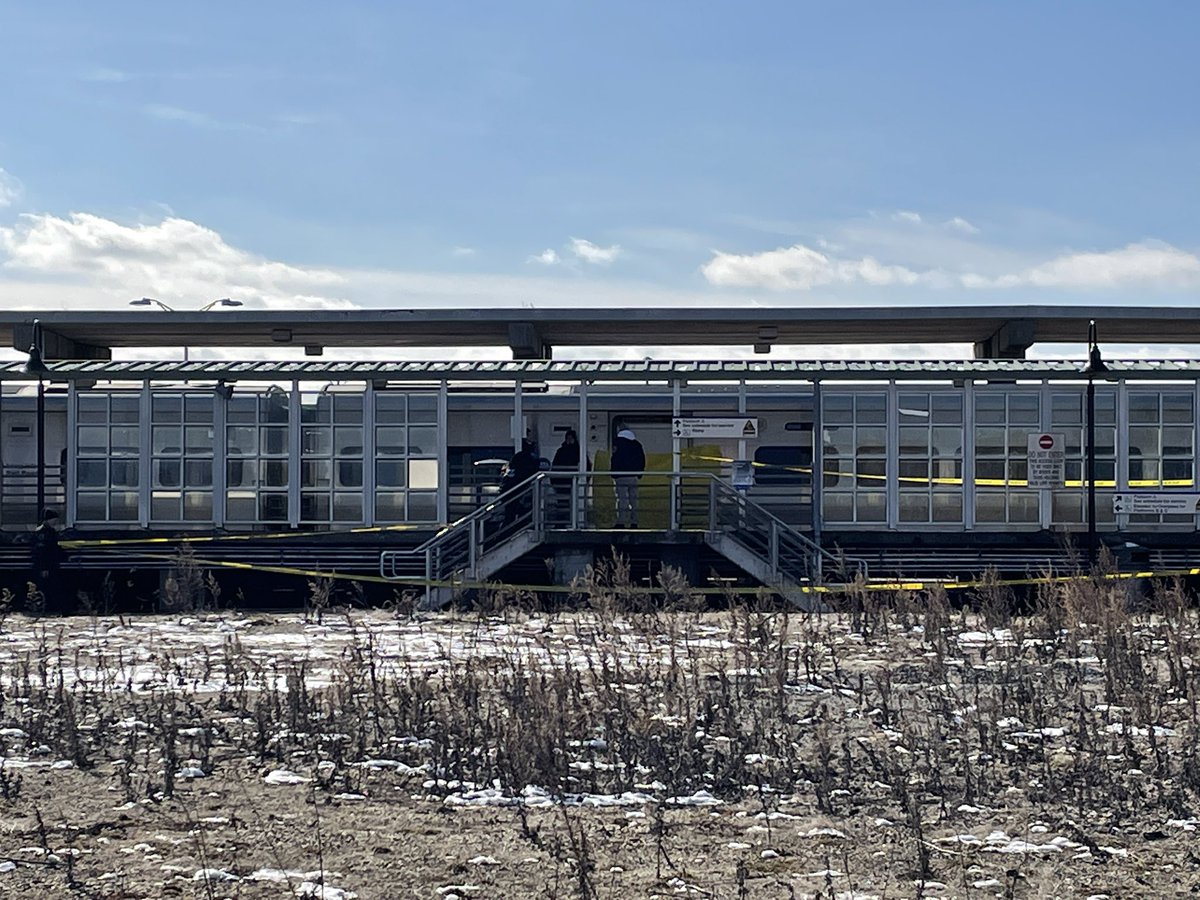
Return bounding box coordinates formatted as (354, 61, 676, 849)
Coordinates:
(501, 437, 541, 526)
(29, 508, 63, 614)
(551, 429, 590, 524)
(610, 428, 646, 528)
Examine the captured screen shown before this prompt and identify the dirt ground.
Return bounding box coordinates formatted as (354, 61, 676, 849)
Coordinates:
(0, 598, 1197, 899)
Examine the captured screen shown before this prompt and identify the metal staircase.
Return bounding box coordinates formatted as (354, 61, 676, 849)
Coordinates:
(380, 471, 867, 608)
(380, 474, 550, 606)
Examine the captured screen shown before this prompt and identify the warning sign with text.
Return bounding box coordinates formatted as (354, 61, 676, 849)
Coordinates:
(1026, 432, 1065, 488)
(672, 417, 759, 439)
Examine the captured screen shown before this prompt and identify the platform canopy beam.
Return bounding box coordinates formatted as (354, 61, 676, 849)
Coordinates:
(973, 318, 1036, 360)
(12, 323, 111, 361)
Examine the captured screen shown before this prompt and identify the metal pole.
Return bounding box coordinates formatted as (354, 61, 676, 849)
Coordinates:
(1084, 319, 1106, 568)
(1086, 375, 1097, 567)
(35, 376, 45, 518)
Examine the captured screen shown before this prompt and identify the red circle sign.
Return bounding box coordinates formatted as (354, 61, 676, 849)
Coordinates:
(1039, 434, 1054, 449)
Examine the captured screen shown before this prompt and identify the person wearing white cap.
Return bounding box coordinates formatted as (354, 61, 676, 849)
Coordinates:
(610, 428, 646, 528)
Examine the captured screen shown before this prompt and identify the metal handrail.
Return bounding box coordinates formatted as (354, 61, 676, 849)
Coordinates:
(380, 472, 548, 581)
(700, 474, 867, 584)
(379, 469, 868, 587)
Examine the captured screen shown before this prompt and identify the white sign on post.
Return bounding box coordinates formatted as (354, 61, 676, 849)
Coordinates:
(671, 417, 759, 439)
(1113, 493, 1200, 515)
(1026, 432, 1065, 488)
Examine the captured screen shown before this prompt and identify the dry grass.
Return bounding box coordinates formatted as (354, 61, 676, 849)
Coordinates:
(0, 569, 1197, 896)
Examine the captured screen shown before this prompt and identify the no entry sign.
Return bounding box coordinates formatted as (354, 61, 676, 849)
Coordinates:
(1027, 433, 1065, 488)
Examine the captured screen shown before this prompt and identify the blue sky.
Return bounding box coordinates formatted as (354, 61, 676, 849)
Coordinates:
(0, 2, 1198, 351)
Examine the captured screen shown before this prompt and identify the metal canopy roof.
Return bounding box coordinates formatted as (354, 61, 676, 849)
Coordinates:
(4, 305, 1200, 360)
(2, 358, 1199, 383)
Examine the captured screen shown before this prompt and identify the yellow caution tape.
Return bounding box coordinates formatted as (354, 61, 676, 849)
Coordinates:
(95, 547, 1200, 596)
(691, 454, 1192, 491)
(62, 522, 426, 550)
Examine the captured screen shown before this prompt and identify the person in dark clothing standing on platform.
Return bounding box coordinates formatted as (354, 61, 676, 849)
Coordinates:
(611, 428, 646, 528)
(29, 508, 63, 614)
(501, 436, 541, 526)
(551, 429, 590, 524)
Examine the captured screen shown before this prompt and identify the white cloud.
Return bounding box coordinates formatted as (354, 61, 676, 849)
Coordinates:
(0, 211, 758, 316)
(946, 216, 979, 235)
(569, 238, 620, 265)
(971, 242, 1200, 290)
(892, 210, 923, 224)
(703, 237, 1200, 293)
(0, 169, 22, 208)
(529, 248, 559, 265)
(701, 243, 925, 290)
(451, 246, 476, 257)
(0, 212, 348, 308)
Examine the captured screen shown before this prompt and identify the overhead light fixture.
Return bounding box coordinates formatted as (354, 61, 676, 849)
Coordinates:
(200, 298, 244, 311)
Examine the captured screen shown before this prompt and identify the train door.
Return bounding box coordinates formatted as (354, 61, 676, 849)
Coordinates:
(748, 396, 816, 530)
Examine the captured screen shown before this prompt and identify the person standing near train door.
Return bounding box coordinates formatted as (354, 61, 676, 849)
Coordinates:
(29, 508, 63, 614)
(611, 428, 645, 528)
